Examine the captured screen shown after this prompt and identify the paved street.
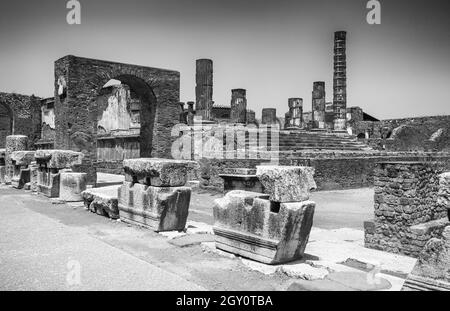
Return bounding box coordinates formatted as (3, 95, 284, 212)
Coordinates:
(0, 185, 414, 291)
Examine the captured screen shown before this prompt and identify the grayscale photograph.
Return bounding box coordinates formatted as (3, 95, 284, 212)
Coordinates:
(0, 0, 449, 298)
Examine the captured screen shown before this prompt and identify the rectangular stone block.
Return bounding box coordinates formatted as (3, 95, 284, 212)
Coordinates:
(30, 164, 39, 192)
(213, 190, 315, 264)
(219, 168, 264, 194)
(122, 158, 195, 187)
(82, 185, 120, 219)
(36, 167, 61, 198)
(118, 181, 191, 232)
(256, 165, 316, 203)
(11, 167, 30, 189)
(59, 172, 88, 202)
(35, 150, 83, 169)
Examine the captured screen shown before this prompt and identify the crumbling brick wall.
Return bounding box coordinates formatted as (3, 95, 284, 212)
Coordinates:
(0, 92, 41, 149)
(364, 161, 449, 258)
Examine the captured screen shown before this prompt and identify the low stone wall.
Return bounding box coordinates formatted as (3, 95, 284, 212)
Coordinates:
(364, 161, 449, 258)
(194, 152, 450, 192)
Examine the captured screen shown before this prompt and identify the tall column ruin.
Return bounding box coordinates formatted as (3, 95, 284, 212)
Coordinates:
(230, 89, 247, 124)
(195, 59, 213, 121)
(287, 98, 303, 128)
(312, 82, 326, 129)
(333, 31, 347, 131)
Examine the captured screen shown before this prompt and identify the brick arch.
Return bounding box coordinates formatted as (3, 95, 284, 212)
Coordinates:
(54, 55, 180, 183)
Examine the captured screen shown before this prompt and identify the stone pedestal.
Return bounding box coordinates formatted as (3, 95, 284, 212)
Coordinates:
(213, 165, 316, 264)
(118, 158, 194, 232)
(35, 150, 84, 198)
(219, 168, 264, 194)
(213, 190, 315, 264)
(10, 151, 35, 189)
(5, 135, 28, 184)
(59, 172, 88, 202)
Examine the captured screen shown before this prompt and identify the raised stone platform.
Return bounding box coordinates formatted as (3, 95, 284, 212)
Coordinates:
(82, 185, 120, 219)
(118, 158, 193, 232)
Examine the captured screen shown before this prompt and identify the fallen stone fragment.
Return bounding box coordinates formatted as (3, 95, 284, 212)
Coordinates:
(277, 263, 329, 280)
(82, 185, 120, 219)
(256, 165, 316, 202)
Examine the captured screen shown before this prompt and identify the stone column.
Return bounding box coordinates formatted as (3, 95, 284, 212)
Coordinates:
(262, 108, 277, 125)
(246, 109, 256, 124)
(333, 31, 347, 131)
(5, 135, 28, 184)
(187, 101, 195, 126)
(288, 98, 303, 128)
(312, 82, 326, 129)
(195, 59, 213, 121)
(230, 89, 247, 124)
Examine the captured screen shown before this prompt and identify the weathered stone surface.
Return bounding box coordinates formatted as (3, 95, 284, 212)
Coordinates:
(29, 164, 39, 192)
(11, 167, 30, 189)
(5, 135, 28, 184)
(365, 162, 448, 257)
(10, 151, 35, 166)
(36, 167, 60, 198)
(123, 158, 195, 187)
(213, 190, 315, 264)
(82, 185, 120, 219)
(438, 172, 450, 220)
(35, 150, 83, 169)
(0, 149, 5, 162)
(0, 165, 5, 184)
(219, 168, 264, 194)
(118, 181, 191, 232)
(59, 172, 88, 202)
(256, 166, 316, 203)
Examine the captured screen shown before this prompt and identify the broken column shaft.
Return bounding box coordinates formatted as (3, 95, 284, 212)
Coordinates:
(312, 82, 326, 129)
(195, 59, 213, 121)
(230, 89, 247, 124)
(333, 31, 347, 131)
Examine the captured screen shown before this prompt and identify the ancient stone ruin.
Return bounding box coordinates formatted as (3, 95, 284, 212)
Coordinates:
(0, 148, 6, 184)
(364, 161, 449, 258)
(34, 150, 84, 198)
(118, 158, 193, 232)
(10, 151, 35, 189)
(213, 166, 316, 264)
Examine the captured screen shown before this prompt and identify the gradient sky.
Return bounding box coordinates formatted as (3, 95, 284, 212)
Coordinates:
(0, 0, 449, 119)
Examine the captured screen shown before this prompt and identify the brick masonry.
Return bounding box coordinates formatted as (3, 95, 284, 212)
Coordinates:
(54, 55, 180, 184)
(364, 161, 449, 258)
(0, 92, 41, 149)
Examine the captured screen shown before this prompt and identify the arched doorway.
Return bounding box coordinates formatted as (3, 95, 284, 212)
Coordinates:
(0, 102, 13, 148)
(95, 75, 157, 171)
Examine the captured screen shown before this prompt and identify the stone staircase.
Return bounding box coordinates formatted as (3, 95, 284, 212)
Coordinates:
(244, 130, 372, 152)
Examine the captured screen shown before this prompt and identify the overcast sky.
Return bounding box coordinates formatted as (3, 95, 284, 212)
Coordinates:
(0, 0, 449, 119)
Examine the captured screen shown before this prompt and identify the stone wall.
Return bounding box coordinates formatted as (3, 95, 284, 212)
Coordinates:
(0, 92, 41, 149)
(364, 161, 449, 257)
(350, 115, 450, 152)
(193, 151, 450, 192)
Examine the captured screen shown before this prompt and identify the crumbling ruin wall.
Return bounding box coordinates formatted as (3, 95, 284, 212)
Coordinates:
(0, 92, 41, 149)
(364, 162, 449, 258)
(351, 116, 450, 152)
